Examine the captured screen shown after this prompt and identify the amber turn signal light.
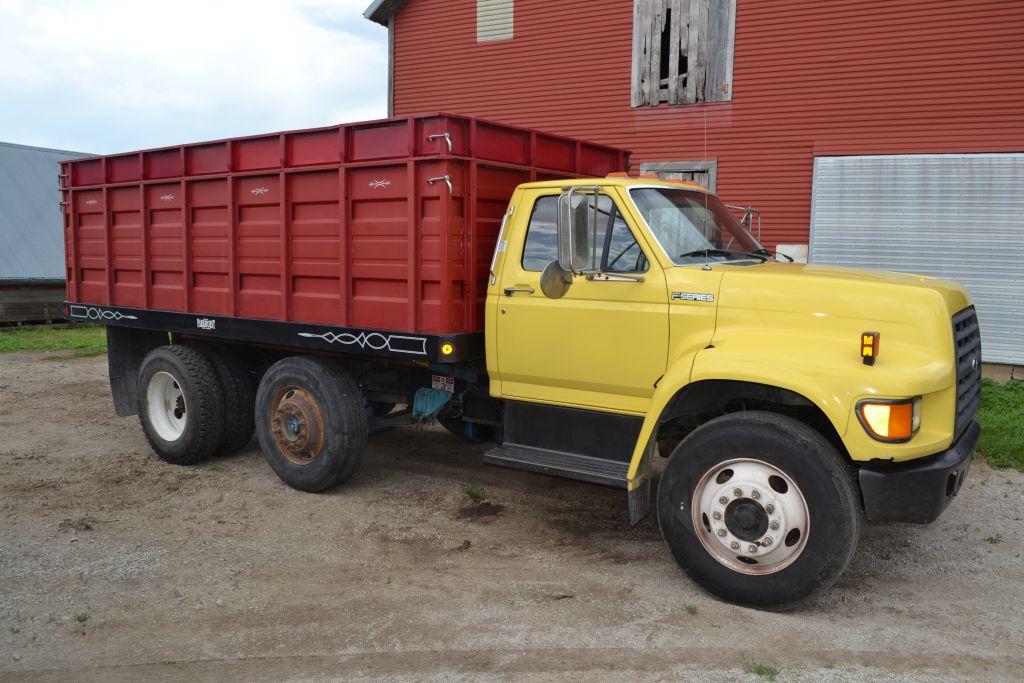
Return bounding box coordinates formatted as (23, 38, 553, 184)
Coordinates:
(857, 398, 920, 443)
(861, 331, 880, 365)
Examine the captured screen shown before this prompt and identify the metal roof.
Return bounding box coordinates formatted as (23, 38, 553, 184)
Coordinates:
(363, 0, 406, 26)
(0, 141, 91, 283)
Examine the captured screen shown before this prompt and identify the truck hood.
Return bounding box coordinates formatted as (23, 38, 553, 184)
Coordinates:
(685, 261, 972, 399)
(706, 262, 971, 322)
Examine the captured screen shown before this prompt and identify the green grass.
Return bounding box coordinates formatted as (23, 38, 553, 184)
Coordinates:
(976, 379, 1024, 471)
(0, 325, 106, 357)
(460, 483, 487, 504)
(744, 662, 779, 681)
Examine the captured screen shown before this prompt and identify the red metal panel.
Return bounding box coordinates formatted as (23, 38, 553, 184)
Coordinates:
(146, 183, 185, 311)
(390, 0, 1024, 247)
(108, 186, 144, 307)
(64, 113, 629, 334)
(188, 178, 232, 315)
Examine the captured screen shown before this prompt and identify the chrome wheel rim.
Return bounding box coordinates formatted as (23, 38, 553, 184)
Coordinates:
(147, 371, 187, 441)
(691, 458, 810, 575)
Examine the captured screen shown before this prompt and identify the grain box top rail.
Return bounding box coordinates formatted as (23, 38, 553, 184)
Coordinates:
(60, 113, 631, 189)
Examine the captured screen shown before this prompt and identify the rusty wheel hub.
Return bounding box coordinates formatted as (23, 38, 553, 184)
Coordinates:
(270, 387, 324, 465)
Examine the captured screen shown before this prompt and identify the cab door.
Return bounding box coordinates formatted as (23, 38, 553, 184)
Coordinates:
(492, 188, 669, 414)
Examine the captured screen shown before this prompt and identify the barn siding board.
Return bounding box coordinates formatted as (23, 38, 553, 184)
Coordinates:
(390, 0, 1024, 248)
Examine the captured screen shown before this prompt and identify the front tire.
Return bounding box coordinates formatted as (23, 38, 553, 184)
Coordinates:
(657, 411, 860, 611)
(255, 356, 368, 492)
(137, 345, 226, 465)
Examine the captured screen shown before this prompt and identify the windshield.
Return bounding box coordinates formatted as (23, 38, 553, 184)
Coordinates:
(628, 188, 762, 265)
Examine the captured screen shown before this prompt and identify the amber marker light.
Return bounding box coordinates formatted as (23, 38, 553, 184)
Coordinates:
(441, 342, 455, 356)
(857, 397, 921, 443)
(861, 331, 880, 365)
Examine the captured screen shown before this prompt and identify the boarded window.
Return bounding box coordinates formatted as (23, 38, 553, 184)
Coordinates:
(631, 0, 735, 106)
(478, 0, 513, 42)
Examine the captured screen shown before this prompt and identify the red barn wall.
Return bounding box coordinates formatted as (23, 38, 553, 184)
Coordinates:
(390, 0, 1024, 246)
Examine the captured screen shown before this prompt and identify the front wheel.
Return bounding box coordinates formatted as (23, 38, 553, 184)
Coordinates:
(657, 411, 860, 611)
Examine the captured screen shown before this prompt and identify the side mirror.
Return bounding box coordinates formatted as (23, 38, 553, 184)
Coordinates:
(556, 189, 593, 274)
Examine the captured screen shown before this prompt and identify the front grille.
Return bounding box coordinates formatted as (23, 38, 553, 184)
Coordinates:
(952, 306, 982, 437)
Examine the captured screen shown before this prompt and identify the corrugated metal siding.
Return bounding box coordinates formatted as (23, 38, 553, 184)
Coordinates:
(477, 0, 513, 42)
(390, 0, 1024, 247)
(0, 142, 91, 282)
(809, 153, 1024, 365)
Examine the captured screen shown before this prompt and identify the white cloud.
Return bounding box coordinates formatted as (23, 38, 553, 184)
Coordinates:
(0, 0, 388, 153)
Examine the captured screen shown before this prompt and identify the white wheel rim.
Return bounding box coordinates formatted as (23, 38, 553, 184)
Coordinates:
(147, 371, 187, 441)
(691, 458, 810, 575)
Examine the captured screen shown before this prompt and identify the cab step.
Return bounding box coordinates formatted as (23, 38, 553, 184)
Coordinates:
(483, 443, 629, 488)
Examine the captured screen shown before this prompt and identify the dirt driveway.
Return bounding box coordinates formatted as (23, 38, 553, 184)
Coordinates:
(1, 351, 1023, 681)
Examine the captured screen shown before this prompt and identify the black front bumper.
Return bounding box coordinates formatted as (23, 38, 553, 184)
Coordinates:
(859, 419, 980, 524)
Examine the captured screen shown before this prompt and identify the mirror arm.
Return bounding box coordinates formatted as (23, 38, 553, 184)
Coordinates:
(586, 271, 646, 282)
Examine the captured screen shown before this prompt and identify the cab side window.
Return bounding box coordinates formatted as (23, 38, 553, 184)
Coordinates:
(521, 194, 649, 273)
(521, 196, 559, 271)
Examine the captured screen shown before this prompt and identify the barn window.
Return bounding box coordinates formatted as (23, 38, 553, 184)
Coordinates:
(631, 0, 736, 106)
(478, 0, 513, 42)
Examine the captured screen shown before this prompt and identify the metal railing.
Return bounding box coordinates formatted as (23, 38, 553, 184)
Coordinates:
(726, 204, 762, 241)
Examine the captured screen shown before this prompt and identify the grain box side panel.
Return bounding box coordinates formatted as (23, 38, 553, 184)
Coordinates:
(348, 163, 411, 331)
(145, 184, 186, 311)
(189, 178, 232, 315)
(74, 189, 108, 305)
(236, 175, 283, 320)
(109, 186, 144, 308)
(288, 169, 342, 325)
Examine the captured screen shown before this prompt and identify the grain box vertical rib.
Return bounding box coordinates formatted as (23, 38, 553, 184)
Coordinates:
(140, 183, 151, 308)
(406, 158, 417, 331)
(181, 178, 192, 312)
(102, 183, 113, 306)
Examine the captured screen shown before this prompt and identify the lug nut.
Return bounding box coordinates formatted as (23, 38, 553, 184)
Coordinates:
(730, 541, 740, 550)
(769, 521, 780, 530)
(748, 544, 758, 553)
(712, 511, 722, 521)
(763, 536, 773, 546)
(717, 529, 727, 537)
(751, 489, 760, 500)
(718, 496, 728, 505)
(765, 504, 775, 514)
(733, 487, 743, 497)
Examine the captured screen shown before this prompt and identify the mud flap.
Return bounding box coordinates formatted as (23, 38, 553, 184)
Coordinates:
(106, 326, 170, 416)
(627, 436, 656, 526)
(628, 478, 652, 526)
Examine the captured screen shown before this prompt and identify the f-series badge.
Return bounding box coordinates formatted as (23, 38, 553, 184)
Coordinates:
(671, 292, 715, 303)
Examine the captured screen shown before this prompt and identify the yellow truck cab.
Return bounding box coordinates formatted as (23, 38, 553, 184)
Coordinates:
(484, 176, 981, 608)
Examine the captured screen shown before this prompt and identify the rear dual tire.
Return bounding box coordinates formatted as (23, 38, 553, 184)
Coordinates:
(137, 346, 227, 465)
(137, 344, 256, 465)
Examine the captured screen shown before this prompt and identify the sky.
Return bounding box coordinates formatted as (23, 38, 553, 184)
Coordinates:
(0, 0, 389, 155)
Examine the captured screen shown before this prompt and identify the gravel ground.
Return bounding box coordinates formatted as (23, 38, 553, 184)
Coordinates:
(1, 351, 1023, 681)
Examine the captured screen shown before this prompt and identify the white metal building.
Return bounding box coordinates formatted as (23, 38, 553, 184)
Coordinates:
(810, 153, 1023, 366)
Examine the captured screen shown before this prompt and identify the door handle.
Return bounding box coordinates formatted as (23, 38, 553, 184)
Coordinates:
(503, 285, 535, 296)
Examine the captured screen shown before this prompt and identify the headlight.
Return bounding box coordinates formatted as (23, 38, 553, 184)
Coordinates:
(857, 397, 921, 443)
